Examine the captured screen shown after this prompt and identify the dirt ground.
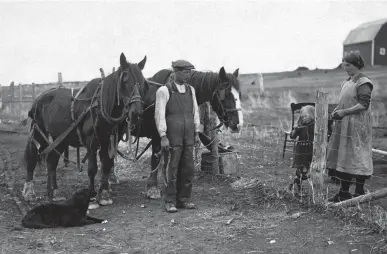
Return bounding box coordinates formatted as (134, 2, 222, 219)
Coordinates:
(1, 67, 387, 253)
(1, 105, 387, 254)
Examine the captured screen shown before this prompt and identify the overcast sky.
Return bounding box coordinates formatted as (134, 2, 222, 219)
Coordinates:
(1, 0, 386, 85)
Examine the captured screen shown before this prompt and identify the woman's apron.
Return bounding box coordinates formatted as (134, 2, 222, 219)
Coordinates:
(326, 74, 373, 176)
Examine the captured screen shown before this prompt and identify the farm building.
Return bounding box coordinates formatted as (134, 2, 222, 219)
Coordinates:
(343, 18, 387, 66)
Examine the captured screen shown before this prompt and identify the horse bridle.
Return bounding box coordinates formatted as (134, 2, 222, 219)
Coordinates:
(118, 68, 143, 108)
(209, 80, 243, 131)
(117, 67, 145, 144)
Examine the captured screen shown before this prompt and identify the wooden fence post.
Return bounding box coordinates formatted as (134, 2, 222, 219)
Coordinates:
(211, 130, 219, 174)
(32, 83, 36, 100)
(9, 81, 14, 101)
(58, 72, 63, 87)
(112, 67, 115, 73)
(19, 83, 23, 120)
(0, 84, 6, 103)
(309, 89, 329, 204)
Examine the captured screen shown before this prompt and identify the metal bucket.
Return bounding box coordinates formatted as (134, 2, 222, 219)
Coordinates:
(201, 152, 220, 174)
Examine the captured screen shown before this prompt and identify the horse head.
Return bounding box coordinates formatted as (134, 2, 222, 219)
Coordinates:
(211, 67, 243, 133)
(111, 53, 148, 124)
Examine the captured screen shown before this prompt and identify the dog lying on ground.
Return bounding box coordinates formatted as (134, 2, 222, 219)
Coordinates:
(22, 188, 104, 229)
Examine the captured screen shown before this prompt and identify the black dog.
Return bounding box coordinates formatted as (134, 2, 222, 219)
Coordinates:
(22, 188, 104, 229)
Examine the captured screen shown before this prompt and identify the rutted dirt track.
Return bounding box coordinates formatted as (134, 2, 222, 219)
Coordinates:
(0, 131, 385, 254)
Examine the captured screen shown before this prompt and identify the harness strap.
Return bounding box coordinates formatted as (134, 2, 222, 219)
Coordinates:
(71, 87, 88, 147)
(40, 100, 99, 156)
(33, 123, 51, 147)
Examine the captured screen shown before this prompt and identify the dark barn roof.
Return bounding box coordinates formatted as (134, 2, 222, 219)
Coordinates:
(343, 18, 387, 45)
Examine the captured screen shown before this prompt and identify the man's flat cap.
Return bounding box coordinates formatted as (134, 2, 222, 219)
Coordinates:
(171, 60, 195, 70)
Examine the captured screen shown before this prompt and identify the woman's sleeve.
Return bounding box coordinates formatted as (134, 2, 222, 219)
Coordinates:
(356, 83, 373, 110)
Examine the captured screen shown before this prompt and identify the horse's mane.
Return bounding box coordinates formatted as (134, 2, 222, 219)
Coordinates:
(99, 63, 146, 118)
(189, 71, 221, 95)
(226, 73, 241, 96)
(99, 69, 118, 117)
(190, 71, 241, 96)
(149, 69, 173, 84)
(147, 68, 241, 105)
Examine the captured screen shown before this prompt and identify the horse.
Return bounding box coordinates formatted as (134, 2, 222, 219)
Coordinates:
(128, 66, 243, 198)
(22, 53, 148, 208)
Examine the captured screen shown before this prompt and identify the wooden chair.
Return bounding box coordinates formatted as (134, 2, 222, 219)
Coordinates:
(282, 102, 337, 159)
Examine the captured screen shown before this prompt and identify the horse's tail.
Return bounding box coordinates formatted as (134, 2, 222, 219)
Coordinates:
(22, 124, 42, 175)
(23, 104, 48, 172)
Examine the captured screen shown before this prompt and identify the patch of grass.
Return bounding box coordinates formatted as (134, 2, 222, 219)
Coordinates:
(217, 83, 387, 251)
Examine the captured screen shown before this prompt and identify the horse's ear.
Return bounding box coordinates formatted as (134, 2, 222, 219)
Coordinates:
(120, 53, 127, 67)
(137, 55, 147, 70)
(233, 68, 239, 78)
(219, 67, 228, 82)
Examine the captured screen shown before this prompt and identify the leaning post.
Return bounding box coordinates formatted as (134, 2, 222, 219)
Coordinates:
(32, 83, 36, 100)
(309, 89, 329, 204)
(58, 72, 63, 87)
(19, 83, 23, 121)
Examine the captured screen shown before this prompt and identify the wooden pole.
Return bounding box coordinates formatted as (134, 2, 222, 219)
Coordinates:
(9, 81, 14, 101)
(32, 83, 36, 100)
(372, 148, 387, 156)
(309, 89, 329, 204)
(100, 68, 105, 78)
(19, 83, 23, 120)
(112, 67, 115, 73)
(211, 130, 220, 174)
(329, 187, 387, 208)
(58, 72, 63, 87)
(208, 104, 219, 174)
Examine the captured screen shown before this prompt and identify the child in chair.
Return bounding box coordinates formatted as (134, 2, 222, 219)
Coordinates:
(289, 105, 315, 192)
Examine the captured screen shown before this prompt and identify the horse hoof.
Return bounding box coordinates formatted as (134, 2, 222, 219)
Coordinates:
(98, 190, 113, 206)
(88, 201, 100, 210)
(145, 186, 161, 200)
(22, 182, 36, 201)
(99, 198, 113, 206)
(52, 189, 66, 201)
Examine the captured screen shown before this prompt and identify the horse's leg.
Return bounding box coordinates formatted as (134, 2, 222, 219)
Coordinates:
(145, 136, 162, 199)
(63, 146, 69, 168)
(22, 133, 40, 201)
(46, 147, 64, 201)
(87, 149, 99, 210)
(51, 145, 67, 201)
(97, 143, 114, 206)
(109, 155, 119, 184)
(76, 147, 82, 172)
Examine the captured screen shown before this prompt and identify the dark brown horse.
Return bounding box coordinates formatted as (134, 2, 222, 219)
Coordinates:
(129, 67, 243, 198)
(22, 53, 147, 208)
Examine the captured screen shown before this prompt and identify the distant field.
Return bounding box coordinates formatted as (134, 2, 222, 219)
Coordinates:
(239, 65, 387, 101)
(239, 66, 387, 129)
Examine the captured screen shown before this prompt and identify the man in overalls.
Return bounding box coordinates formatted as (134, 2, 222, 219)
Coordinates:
(155, 60, 201, 213)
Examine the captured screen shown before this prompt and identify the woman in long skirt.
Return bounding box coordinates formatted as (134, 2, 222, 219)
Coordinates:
(327, 52, 374, 203)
